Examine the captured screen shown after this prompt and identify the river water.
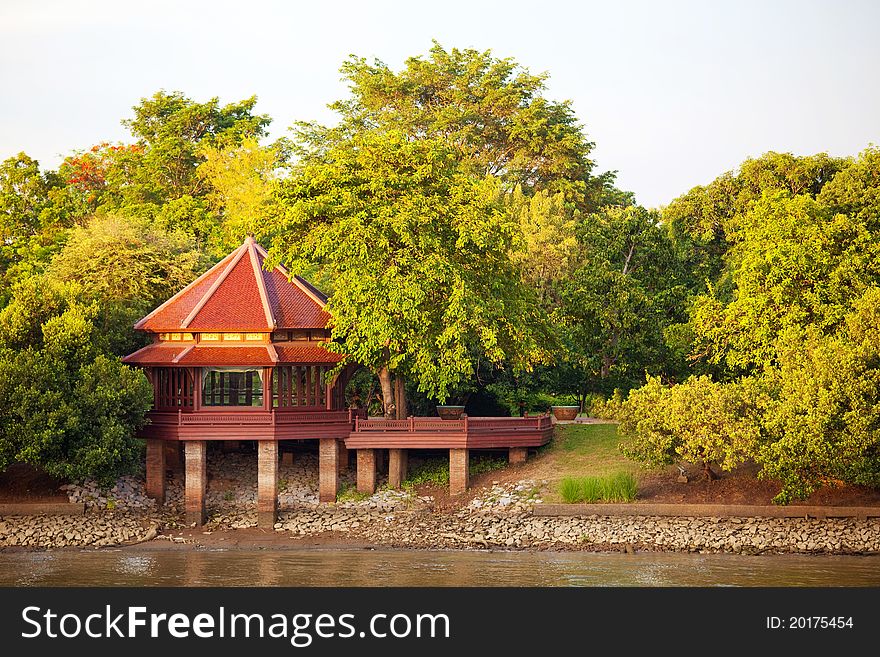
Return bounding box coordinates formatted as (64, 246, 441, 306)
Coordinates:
(1, 549, 879, 586)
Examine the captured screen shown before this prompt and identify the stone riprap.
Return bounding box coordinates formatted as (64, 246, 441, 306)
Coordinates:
(0, 513, 156, 549)
(4, 452, 879, 554)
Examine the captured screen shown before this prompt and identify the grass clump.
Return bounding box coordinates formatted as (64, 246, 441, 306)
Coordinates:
(559, 472, 637, 503)
(403, 457, 450, 488)
(337, 483, 371, 503)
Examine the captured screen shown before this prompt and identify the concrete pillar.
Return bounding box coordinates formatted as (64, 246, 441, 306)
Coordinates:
(145, 439, 165, 504)
(509, 446, 528, 464)
(185, 441, 207, 526)
(357, 449, 377, 494)
(388, 448, 408, 488)
(281, 451, 294, 467)
(449, 448, 469, 495)
(257, 440, 278, 528)
(337, 442, 349, 475)
(319, 438, 339, 503)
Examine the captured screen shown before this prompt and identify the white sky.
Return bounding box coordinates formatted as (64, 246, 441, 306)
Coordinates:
(0, 0, 877, 208)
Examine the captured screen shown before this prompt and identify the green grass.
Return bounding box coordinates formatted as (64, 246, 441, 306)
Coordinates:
(403, 457, 450, 488)
(403, 453, 509, 489)
(337, 483, 371, 503)
(559, 472, 638, 503)
(551, 423, 639, 477)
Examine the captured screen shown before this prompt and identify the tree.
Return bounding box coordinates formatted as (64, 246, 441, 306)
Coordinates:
(47, 214, 208, 355)
(687, 150, 880, 373)
(756, 290, 880, 503)
(296, 41, 613, 207)
(553, 205, 688, 404)
(265, 130, 547, 416)
(0, 277, 151, 483)
(618, 374, 762, 481)
(198, 137, 288, 252)
(0, 153, 70, 301)
(664, 151, 847, 297)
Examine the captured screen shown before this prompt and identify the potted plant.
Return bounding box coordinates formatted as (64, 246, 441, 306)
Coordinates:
(435, 404, 466, 420)
(550, 405, 580, 421)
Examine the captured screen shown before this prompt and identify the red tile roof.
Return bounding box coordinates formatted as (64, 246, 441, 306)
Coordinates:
(273, 344, 346, 364)
(122, 342, 346, 367)
(134, 236, 331, 332)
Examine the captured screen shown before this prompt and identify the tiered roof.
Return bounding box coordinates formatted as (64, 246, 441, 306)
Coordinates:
(123, 236, 344, 367)
(133, 235, 330, 332)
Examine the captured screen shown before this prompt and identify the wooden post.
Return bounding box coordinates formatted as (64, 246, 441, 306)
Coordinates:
(449, 448, 469, 495)
(388, 448, 408, 488)
(319, 438, 339, 503)
(257, 440, 278, 528)
(281, 450, 294, 467)
(185, 441, 207, 526)
(357, 449, 377, 494)
(145, 439, 165, 504)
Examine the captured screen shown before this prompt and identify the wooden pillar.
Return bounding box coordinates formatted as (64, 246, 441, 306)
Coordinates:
(257, 440, 278, 528)
(318, 438, 339, 503)
(337, 441, 349, 475)
(281, 450, 294, 467)
(185, 441, 207, 526)
(145, 439, 165, 504)
(449, 448, 469, 495)
(222, 440, 240, 452)
(509, 446, 528, 464)
(388, 448, 407, 489)
(357, 449, 377, 494)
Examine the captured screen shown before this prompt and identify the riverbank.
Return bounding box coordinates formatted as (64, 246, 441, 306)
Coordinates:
(3, 503, 880, 556)
(3, 439, 880, 556)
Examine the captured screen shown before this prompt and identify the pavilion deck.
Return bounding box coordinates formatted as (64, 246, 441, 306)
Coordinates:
(344, 415, 553, 449)
(143, 412, 553, 529)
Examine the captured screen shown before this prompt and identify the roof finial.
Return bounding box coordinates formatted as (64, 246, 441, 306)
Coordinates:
(245, 232, 255, 243)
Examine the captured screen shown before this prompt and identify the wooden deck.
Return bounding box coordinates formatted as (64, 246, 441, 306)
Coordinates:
(344, 415, 553, 449)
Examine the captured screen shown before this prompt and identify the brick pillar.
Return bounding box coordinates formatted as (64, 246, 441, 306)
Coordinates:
(257, 440, 278, 528)
(337, 442, 349, 475)
(357, 449, 377, 494)
(509, 446, 528, 464)
(449, 448, 469, 495)
(319, 438, 339, 503)
(281, 451, 294, 467)
(185, 441, 207, 526)
(388, 448, 407, 488)
(145, 439, 165, 504)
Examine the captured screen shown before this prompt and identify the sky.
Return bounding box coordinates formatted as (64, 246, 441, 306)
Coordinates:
(0, 0, 877, 208)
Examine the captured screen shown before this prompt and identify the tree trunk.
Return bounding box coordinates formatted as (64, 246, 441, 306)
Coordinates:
(378, 367, 395, 419)
(702, 461, 720, 481)
(394, 376, 408, 419)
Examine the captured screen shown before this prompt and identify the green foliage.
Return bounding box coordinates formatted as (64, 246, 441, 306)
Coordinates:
(553, 204, 688, 399)
(559, 472, 637, 503)
(403, 457, 450, 487)
(618, 375, 762, 473)
(305, 41, 602, 203)
(337, 483, 371, 503)
(756, 290, 880, 502)
(267, 129, 547, 402)
(0, 275, 151, 483)
(470, 454, 508, 476)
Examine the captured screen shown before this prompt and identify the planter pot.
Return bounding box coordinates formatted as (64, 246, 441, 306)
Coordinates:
(436, 405, 466, 420)
(551, 405, 580, 421)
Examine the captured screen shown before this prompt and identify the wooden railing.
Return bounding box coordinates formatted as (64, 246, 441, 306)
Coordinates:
(148, 408, 363, 427)
(352, 414, 551, 433)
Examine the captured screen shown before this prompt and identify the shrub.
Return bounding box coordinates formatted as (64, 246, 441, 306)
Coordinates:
(559, 472, 637, 503)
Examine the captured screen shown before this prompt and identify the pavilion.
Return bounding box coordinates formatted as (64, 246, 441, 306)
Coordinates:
(124, 236, 552, 527)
